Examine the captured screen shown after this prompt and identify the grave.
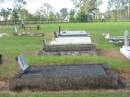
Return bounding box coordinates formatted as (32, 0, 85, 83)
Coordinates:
(54, 27, 90, 38)
(120, 31, 130, 59)
(13, 24, 44, 37)
(40, 30, 96, 55)
(54, 28, 90, 37)
(9, 55, 120, 91)
(103, 32, 130, 46)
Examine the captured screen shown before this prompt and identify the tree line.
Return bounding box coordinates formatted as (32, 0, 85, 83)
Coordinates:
(0, 0, 130, 22)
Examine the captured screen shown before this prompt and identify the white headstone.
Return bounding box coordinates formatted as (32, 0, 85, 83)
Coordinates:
(124, 30, 129, 47)
(105, 33, 111, 40)
(120, 30, 130, 59)
(17, 55, 29, 71)
(13, 26, 18, 33)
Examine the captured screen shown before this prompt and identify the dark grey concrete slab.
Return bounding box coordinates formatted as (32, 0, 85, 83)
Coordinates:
(21, 64, 107, 79)
(9, 64, 119, 91)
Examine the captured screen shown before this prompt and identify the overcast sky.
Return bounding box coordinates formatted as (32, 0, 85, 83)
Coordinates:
(0, 0, 108, 13)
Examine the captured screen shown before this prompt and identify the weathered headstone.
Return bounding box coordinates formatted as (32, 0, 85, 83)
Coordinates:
(17, 55, 29, 72)
(54, 32, 58, 38)
(43, 39, 48, 50)
(13, 26, 18, 35)
(21, 20, 25, 30)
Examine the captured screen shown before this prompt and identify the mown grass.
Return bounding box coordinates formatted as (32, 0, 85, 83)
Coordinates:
(0, 22, 130, 80)
(1, 22, 130, 96)
(0, 91, 130, 97)
(27, 56, 129, 68)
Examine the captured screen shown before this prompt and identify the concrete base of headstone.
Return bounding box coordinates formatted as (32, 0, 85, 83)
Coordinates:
(120, 46, 130, 59)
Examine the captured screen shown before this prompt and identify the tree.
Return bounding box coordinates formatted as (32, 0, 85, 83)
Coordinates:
(1, 0, 26, 22)
(76, 10, 87, 22)
(0, 8, 11, 24)
(71, 0, 102, 22)
(37, 3, 54, 20)
(0, 8, 11, 17)
(1, 0, 26, 10)
(71, 0, 102, 14)
(19, 8, 29, 20)
(55, 12, 62, 20)
(11, 10, 19, 22)
(108, 0, 128, 21)
(69, 9, 76, 22)
(128, 0, 130, 20)
(60, 8, 68, 19)
(48, 11, 56, 21)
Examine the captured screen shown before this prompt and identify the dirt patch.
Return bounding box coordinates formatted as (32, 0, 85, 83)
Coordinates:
(113, 68, 130, 89)
(0, 81, 9, 91)
(120, 74, 130, 89)
(115, 68, 130, 74)
(97, 49, 127, 60)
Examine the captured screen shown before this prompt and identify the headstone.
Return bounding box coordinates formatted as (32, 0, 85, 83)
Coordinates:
(59, 26, 61, 35)
(43, 39, 48, 50)
(54, 32, 58, 38)
(124, 30, 129, 47)
(120, 30, 130, 59)
(13, 26, 18, 34)
(17, 55, 29, 72)
(0, 54, 3, 64)
(21, 20, 25, 29)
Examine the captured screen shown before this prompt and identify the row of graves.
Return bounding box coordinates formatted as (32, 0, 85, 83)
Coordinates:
(40, 28, 96, 55)
(104, 31, 130, 59)
(9, 28, 123, 91)
(13, 20, 44, 37)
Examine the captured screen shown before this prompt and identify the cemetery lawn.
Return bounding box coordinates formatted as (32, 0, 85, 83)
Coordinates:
(0, 22, 130, 95)
(0, 91, 130, 97)
(0, 22, 130, 79)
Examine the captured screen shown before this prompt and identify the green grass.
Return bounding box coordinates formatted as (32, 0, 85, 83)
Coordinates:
(0, 22, 130, 96)
(0, 91, 130, 97)
(1, 22, 130, 80)
(27, 56, 129, 68)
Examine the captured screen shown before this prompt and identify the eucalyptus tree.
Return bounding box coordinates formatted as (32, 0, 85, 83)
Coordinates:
(108, 0, 129, 21)
(60, 8, 68, 19)
(0, 0, 26, 22)
(69, 9, 76, 22)
(38, 3, 54, 20)
(71, 0, 102, 14)
(71, 0, 102, 21)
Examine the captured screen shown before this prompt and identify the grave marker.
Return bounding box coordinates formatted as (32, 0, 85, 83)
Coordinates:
(120, 30, 130, 59)
(17, 55, 29, 72)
